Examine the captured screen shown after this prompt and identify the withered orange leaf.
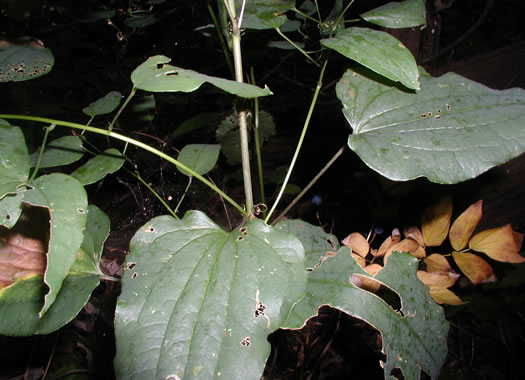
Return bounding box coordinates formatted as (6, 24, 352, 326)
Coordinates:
(417, 270, 457, 288)
(449, 200, 482, 251)
(403, 226, 424, 246)
(388, 238, 426, 259)
(469, 224, 525, 263)
(375, 230, 401, 257)
(351, 265, 382, 293)
(422, 196, 453, 247)
(342, 232, 369, 258)
(351, 252, 366, 268)
(429, 287, 466, 305)
(452, 251, 496, 284)
(424, 253, 453, 275)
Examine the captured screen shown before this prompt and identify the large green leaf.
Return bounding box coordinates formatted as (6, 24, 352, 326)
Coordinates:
(336, 67, 525, 184)
(114, 211, 307, 379)
(71, 148, 125, 185)
(284, 249, 448, 380)
(0, 205, 108, 335)
(321, 27, 420, 90)
(361, 0, 426, 29)
(0, 44, 54, 82)
(24, 174, 88, 316)
(131, 55, 272, 98)
(0, 120, 30, 189)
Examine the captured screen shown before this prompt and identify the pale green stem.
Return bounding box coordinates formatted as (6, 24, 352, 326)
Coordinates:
(0, 114, 248, 217)
(29, 124, 55, 182)
(208, 3, 234, 78)
(274, 27, 320, 67)
(174, 176, 192, 216)
(109, 87, 136, 132)
(271, 145, 345, 226)
(334, 0, 356, 33)
(265, 59, 328, 223)
(292, 7, 320, 23)
(250, 68, 266, 219)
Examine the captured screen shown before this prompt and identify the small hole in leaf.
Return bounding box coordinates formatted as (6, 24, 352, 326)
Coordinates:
(240, 226, 248, 236)
(156, 63, 164, 69)
(77, 208, 85, 213)
(240, 337, 251, 347)
(427, 111, 432, 116)
(420, 114, 426, 118)
(126, 262, 136, 270)
(446, 103, 452, 110)
(236, 236, 244, 241)
(435, 115, 441, 120)
(145, 226, 155, 233)
(5, 214, 10, 220)
(132, 272, 138, 279)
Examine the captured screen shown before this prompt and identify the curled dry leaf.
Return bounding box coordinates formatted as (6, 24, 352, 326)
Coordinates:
(342, 232, 369, 258)
(429, 287, 466, 305)
(417, 270, 457, 289)
(351, 252, 366, 268)
(422, 196, 453, 247)
(449, 200, 482, 251)
(452, 251, 496, 284)
(351, 264, 383, 293)
(469, 224, 525, 263)
(385, 238, 425, 263)
(376, 230, 401, 257)
(424, 253, 453, 275)
(403, 226, 424, 246)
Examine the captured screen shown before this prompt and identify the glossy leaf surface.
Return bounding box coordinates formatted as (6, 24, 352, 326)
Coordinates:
(283, 249, 448, 380)
(336, 67, 525, 183)
(131, 55, 272, 98)
(322, 27, 420, 90)
(361, 0, 426, 28)
(114, 211, 306, 379)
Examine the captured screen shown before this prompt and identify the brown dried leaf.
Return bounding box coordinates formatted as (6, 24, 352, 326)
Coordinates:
(469, 224, 525, 263)
(422, 196, 453, 247)
(342, 232, 370, 258)
(403, 226, 424, 246)
(449, 200, 482, 251)
(375, 231, 401, 257)
(417, 270, 457, 288)
(452, 251, 496, 284)
(424, 253, 452, 275)
(351, 265, 382, 293)
(388, 238, 426, 258)
(429, 287, 466, 305)
(351, 252, 366, 268)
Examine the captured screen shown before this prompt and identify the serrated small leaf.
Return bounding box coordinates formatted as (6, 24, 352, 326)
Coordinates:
(336, 67, 525, 183)
(342, 232, 369, 258)
(131, 55, 272, 98)
(24, 174, 88, 316)
(322, 27, 419, 90)
(114, 211, 306, 379)
(176, 144, 221, 176)
(361, 0, 426, 29)
(422, 197, 452, 247)
(82, 91, 122, 117)
(452, 251, 495, 284)
(469, 224, 525, 263)
(71, 148, 125, 185)
(283, 249, 448, 379)
(30, 135, 84, 168)
(429, 287, 466, 305)
(449, 200, 482, 251)
(0, 44, 54, 82)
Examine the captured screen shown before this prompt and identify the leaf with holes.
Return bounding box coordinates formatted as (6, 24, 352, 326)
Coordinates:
(23, 173, 88, 316)
(0, 44, 54, 82)
(114, 211, 306, 379)
(283, 249, 448, 380)
(0, 204, 109, 335)
(336, 66, 525, 183)
(322, 27, 419, 90)
(131, 55, 272, 98)
(361, 0, 426, 29)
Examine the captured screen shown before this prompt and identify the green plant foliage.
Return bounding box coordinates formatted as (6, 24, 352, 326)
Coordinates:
(0, 120, 30, 190)
(0, 205, 109, 335)
(114, 211, 307, 379)
(82, 91, 123, 117)
(168, 112, 223, 143)
(131, 55, 273, 98)
(275, 219, 339, 269)
(321, 27, 420, 90)
(176, 144, 221, 176)
(219, 0, 295, 30)
(336, 67, 525, 184)
(71, 149, 125, 186)
(30, 135, 84, 168)
(284, 249, 449, 380)
(0, 44, 54, 82)
(360, 0, 426, 28)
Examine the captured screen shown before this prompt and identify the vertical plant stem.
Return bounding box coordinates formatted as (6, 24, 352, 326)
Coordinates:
(228, 0, 254, 217)
(208, 3, 234, 78)
(265, 59, 328, 223)
(29, 124, 55, 182)
(174, 176, 192, 217)
(109, 87, 136, 132)
(250, 67, 267, 219)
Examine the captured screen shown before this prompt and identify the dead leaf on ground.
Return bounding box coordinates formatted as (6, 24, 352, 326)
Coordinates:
(469, 224, 525, 263)
(424, 253, 453, 275)
(422, 196, 453, 247)
(342, 232, 369, 258)
(417, 270, 457, 288)
(429, 287, 466, 305)
(449, 200, 482, 251)
(452, 251, 496, 284)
